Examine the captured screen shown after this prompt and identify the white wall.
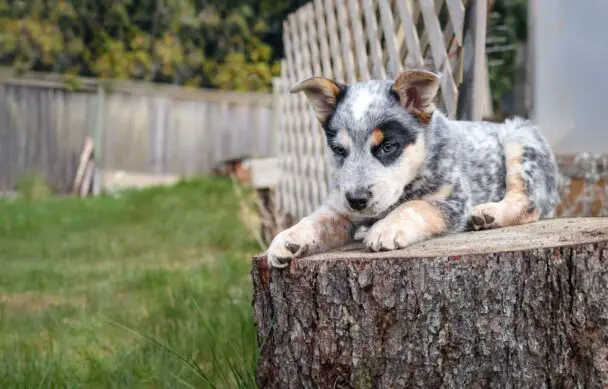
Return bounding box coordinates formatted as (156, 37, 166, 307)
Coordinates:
(533, 0, 608, 154)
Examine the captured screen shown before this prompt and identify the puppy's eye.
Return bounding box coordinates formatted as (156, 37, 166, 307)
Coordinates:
(330, 144, 348, 158)
(379, 141, 398, 154)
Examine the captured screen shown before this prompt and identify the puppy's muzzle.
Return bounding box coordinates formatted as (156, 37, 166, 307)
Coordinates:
(346, 188, 372, 211)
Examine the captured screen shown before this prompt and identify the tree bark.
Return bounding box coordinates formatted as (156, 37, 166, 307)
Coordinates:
(251, 217, 608, 389)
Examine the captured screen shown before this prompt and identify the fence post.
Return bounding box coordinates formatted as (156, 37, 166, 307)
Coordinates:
(93, 83, 105, 195)
(457, 0, 488, 121)
(270, 77, 281, 158)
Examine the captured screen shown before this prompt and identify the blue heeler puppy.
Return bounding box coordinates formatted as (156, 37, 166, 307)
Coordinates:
(267, 69, 560, 268)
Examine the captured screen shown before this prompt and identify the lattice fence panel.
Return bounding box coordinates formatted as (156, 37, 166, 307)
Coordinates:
(276, 0, 467, 221)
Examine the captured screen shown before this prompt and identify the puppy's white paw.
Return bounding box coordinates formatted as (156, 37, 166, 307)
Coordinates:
(266, 223, 317, 269)
(364, 218, 424, 252)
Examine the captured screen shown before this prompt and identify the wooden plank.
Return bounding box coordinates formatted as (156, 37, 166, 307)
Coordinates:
(335, 0, 357, 83)
(79, 159, 94, 197)
(323, 0, 346, 83)
(362, 0, 387, 79)
(148, 96, 168, 174)
(270, 78, 281, 157)
(395, 0, 425, 67)
(281, 18, 302, 217)
(0, 68, 273, 106)
(456, 0, 487, 121)
(53, 89, 68, 190)
(297, 2, 325, 214)
(313, 0, 334, 78)
(472, 0, 488, 121)
(297, 5, 315, 79)
(195, 101, 211, 173)
(72, 136, 94, 194)
(305, 3, 323, 77)
(445, 0, 465, 44)
(417, 0, 445, 63)
(289, 11, 313, 217)
(348, 0, 371, 81)
(378, 0, 403, 78)
(420, 0, 459, 116)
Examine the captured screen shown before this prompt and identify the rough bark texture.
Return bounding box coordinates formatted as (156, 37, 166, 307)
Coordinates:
(251, 217, 608, 389)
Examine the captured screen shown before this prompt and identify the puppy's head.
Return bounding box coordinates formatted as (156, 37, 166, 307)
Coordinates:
(290, 70, 440, 217)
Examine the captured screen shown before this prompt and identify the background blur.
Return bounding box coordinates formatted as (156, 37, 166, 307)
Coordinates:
(0, 0, 606, 388)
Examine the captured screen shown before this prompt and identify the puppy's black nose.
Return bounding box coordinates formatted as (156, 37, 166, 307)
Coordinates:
(346, 189, 371, 211)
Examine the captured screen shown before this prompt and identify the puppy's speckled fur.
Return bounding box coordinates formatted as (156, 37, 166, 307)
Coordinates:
(267, 70, 560, 269)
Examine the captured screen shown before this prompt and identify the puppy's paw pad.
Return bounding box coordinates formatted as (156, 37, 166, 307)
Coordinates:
(471, 203, 501, 230)
(285, 242, 301, 254)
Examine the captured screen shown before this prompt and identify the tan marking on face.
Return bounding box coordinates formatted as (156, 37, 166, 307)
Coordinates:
(422, 185, 453, 202)
(370, 129, 384, 147)
(400, 136, 427, 171)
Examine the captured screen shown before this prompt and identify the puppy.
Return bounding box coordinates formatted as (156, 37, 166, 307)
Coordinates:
(267, 69, 560, 268)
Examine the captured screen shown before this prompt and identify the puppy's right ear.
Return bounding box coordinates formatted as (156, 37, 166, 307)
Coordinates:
(290, 77, 345, 124)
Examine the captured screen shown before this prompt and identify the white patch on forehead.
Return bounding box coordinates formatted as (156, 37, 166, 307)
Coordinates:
(350, 89, 377, 121)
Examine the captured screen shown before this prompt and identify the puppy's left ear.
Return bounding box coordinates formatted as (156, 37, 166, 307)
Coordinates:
(391, 70, 440, 123)
(290, 77, 345, 124)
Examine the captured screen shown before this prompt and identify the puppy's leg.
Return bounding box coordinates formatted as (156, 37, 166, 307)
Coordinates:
(365, 184, 470, 252)
(266, 201, 354, 268)
(471, 135, 557, 230)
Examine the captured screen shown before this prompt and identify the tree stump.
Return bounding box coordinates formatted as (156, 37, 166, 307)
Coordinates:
(251, 217, 608, 388)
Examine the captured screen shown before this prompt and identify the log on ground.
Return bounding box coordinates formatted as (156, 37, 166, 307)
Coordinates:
(251, 217, 608, 388)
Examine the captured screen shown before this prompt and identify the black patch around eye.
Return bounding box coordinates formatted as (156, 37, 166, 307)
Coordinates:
(330, 143, 348, 158)
(371, 119, 418, 166)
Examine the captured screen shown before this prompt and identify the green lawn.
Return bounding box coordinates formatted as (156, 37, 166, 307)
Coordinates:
(0, 178, 261, 388)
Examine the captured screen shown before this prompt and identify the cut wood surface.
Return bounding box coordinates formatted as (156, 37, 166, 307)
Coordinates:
(252, 217, 608, 388)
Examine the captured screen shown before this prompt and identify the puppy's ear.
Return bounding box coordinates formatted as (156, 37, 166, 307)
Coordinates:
(391, 70, 440, 123)
(290, 77, 345, 124)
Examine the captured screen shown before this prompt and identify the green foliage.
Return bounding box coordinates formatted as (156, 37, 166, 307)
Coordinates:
(487, 0, 528, 109)
(0, 0, 305, 92)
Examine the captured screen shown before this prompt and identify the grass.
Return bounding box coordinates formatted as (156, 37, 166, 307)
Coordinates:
(0, 177, 262, 388)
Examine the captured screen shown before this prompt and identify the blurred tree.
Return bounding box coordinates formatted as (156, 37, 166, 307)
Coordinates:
(0, 0, 307, 92)
(486, 0, 528, 110)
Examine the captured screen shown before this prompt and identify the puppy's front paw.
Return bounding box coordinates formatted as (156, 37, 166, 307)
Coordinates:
(266, 223, 317, 269)
(364, 218, 423, 252)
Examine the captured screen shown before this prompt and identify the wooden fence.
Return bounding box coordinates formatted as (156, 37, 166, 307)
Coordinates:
(275, 0, 474, 222)
(0, 72, 275, 192)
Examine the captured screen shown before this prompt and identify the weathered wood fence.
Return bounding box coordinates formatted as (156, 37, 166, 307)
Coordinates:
(0, 72, 275, 192)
